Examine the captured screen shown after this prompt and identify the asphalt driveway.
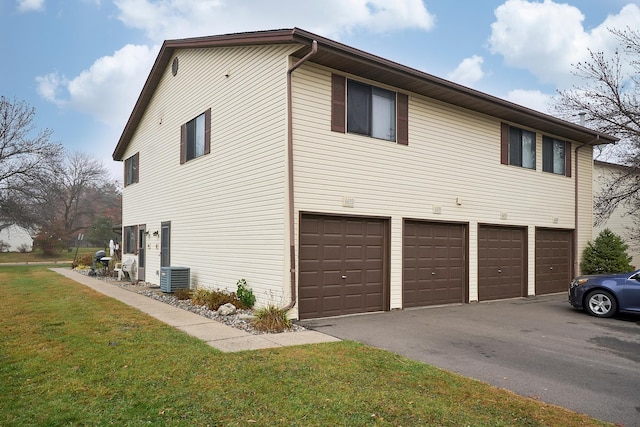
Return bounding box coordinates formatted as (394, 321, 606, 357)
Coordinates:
(299, 294, 640, 427)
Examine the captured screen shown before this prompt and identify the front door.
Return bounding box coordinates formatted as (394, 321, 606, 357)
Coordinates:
(160, 221, 171, 267)
(138, 225, 146, 281)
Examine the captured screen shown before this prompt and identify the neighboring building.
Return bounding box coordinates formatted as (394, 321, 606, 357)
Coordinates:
(113, 28, 617, 319)
(593, 160, 640, 268)
(0, 224, 33, 252)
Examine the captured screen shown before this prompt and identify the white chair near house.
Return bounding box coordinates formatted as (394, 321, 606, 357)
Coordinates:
(114, 258, 135, 281)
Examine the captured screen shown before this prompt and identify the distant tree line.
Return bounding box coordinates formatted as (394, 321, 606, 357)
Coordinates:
(0, 96, 121, 254)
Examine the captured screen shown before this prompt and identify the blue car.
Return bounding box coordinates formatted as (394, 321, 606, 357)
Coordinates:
(569, 269, 640, 317)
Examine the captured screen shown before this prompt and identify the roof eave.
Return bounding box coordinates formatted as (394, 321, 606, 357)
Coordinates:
(113, 27, 618, 161)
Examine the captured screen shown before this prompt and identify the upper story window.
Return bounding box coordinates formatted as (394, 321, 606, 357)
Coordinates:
(347, 80, 396, 141)
(543, 136, 570, 176)
(331, 74, 408, 145)
(124, 153, 139, 187)
(501, 124, 535, 169)
(180, 108, 211, 164)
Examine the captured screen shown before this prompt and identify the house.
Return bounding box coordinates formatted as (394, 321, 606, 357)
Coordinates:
(112, 28, 617, 320)
(593, 160, 640, 268)
(0, 224, 33, 252)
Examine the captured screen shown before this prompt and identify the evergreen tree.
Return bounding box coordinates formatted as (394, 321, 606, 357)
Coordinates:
(580, 229, 633, 274)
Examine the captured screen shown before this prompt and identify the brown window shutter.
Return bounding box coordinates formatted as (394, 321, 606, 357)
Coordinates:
(500, 123, 509, 165)
(565, 142, 572, 177)
(397, 93, 408, 145)
(331, 74, 346, 133)
(180, 123, 186, 164)
(124, 160, 129, 186)
(204, 108, 211, 155)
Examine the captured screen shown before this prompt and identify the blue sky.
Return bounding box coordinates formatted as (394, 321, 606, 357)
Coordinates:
(1, 0, 639, 180)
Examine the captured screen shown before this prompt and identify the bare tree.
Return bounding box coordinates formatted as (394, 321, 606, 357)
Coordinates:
(53, 153, 107, 236)
(0, 96, 62, 190)
(552, 27, 640, 242)
(0, 97, 62, 228)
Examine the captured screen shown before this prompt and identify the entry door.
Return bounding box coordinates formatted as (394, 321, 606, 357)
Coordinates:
(160, 221, 171, 267)
(137, 225, 146, 281)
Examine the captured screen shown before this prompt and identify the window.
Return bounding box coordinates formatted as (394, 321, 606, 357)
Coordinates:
(180, 108, 211, 164)
(501, 124, 535, 169)
(331, 74, 408, 145)
(124, 153, 139, 186)
(347, 80, 396, 141)
(543, 136, 571, 176)
(123, 226, 137, 254)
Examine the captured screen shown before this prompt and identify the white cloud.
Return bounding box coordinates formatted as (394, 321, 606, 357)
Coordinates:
(113, 0, 435, 42)
(36, 0, 436, 143)
(36, 44, 158, 127)
(447, 55, 486, 87)
(488, 0, 588, 84)
(17, 0, 44, 12)
(505, 89, 552, 114)
(488, 0, 640, 87)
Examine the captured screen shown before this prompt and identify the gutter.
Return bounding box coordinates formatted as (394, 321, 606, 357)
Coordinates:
(574, 135, 600, 277)
(284, 40, 318, 311)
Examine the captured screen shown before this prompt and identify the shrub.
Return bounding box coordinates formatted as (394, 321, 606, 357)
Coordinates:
(72, 253, 94, 269)
(0, 240, 9, 252)
(191, 288, 212, 306)
(252, 305, 292, 333)
(174, 288, 192, 300)
(17, 244, 31, 253)
(236, 278, 256, 308)
(580, 228, 633, 274)
(33, 229, 66, 256)
(190, 288, 245, 311)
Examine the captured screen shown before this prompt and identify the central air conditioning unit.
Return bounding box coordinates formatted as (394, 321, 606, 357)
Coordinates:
(160, 266, 190, 293)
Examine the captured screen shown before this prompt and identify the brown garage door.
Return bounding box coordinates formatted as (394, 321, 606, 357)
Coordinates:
(403, 221, 467, 308)
(298, 214, 388, 319)
(536, 228, 573, 294)
(478, 225, 527, 301)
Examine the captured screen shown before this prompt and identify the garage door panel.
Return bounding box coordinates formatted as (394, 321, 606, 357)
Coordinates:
(323, 245, 342, 261)
(299, 214, 388, 319)
(403, 221, 467, 308)
(536, 229, 572, 294)
(478, 226, 526, 301)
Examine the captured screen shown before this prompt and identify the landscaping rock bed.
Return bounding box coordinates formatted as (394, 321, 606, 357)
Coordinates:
(76, 269, 305, 335)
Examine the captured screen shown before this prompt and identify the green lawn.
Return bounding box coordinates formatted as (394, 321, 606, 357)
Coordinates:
(0, 247, 101, 264)
(0, 266, 612, 426)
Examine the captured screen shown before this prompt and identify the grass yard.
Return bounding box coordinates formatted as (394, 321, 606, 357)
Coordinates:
(0, 266, 612, 426)
(0, 247, 102, 264)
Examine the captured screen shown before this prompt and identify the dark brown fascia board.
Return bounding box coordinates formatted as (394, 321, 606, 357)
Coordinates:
(113, 27, 617, 160)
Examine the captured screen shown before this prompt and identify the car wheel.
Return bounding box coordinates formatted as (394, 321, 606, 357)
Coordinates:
(585, 290, 617, 318)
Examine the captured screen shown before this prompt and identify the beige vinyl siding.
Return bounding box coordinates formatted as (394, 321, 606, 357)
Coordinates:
(121, 44, 299, 302)
(593, 162, 640, 268)
(291, 62, 585, 309)
(575, 147, 594, 274)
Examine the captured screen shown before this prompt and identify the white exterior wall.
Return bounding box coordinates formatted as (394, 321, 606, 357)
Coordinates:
(0, 225, 33, 252)
(291, 63, 589, 311)
(121, 44, 299, 303)
(593, 162, 640, 268)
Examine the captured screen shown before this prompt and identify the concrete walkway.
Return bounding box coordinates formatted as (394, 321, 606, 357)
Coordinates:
(50, 268, 339, 352)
